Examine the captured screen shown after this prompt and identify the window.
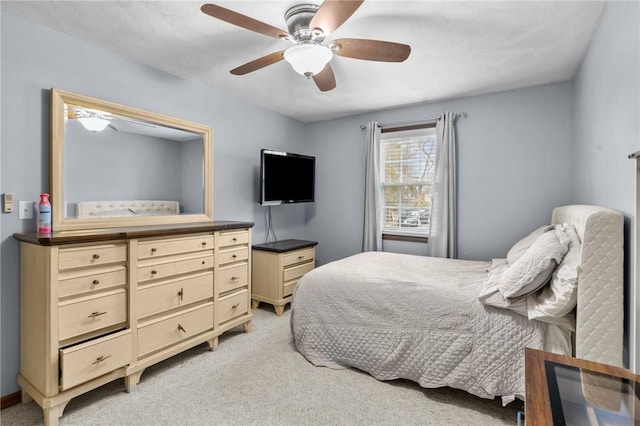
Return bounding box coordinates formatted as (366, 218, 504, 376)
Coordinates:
(381, 126, 437, 238)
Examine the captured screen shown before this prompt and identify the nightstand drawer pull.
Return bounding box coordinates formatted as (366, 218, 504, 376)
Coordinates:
(232, 237, 237, 242)
(177, 324, 186, 333)
(92, 279, 100, 285)
(92, 355, 112, 365)
(231, 303, 240, 310)
(298, 255, 305, 259)
(231, 276, 239, 281)
(178, 287, 184, 301)
(151, 247, 157, 253)
(92, 254, 100, 259)
(88, 311, 107, 318)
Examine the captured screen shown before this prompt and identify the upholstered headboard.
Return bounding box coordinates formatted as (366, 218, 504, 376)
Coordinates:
(76, 200, 180, 218)
(551, 205, 624, 367)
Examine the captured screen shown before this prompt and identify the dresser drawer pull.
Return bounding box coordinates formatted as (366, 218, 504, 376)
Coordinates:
(201, 241, 207, 246)
(202, 261, 206, 265)
(92, 279, 100, 285)
(298, 255, 305, 259)
(231, 303, 240, 310)
(232, 254, 237, 259)
(231, 276, 239, 281)
(151, 248, 157, 253)
(178, 287, 184, 301)
(92, 254, 101, 259)
(92, 355, 112, 365)
(88, 311, 107, 318)
(151, 270, 157, 275)
(177, 324, 186, 333)
(232, 237, 238, 242)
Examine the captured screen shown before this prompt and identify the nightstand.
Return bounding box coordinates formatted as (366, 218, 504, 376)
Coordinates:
(251, 239, 317, 316)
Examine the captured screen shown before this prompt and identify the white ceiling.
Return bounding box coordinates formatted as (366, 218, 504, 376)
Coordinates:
(2, 1, 605, 123)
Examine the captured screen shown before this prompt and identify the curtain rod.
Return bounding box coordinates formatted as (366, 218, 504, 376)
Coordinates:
(359, 112, 466, 131)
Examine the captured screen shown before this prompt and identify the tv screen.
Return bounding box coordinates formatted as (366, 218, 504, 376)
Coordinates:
(260, 149, 315, 205)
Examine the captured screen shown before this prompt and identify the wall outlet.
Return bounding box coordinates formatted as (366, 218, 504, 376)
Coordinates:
(19, 201, 34, 219)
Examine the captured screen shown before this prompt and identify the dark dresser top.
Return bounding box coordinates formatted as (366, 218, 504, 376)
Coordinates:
(252, 239, 318, 253)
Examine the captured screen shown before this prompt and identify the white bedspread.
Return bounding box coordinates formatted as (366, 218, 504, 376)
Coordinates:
(291, 251, 548, 401)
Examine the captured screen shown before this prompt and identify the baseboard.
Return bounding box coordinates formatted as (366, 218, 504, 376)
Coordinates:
(1, 391, 21, 409)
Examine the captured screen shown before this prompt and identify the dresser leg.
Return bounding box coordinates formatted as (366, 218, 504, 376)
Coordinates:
(21, 389, 33, 404)
(274, 305, 285, 317)
(125, 370, 144, 392)
(251, 300, 260, 310)
(207, 337, 219, 351)
(43, 400, 69, 426)
(243, 321, 252, 333)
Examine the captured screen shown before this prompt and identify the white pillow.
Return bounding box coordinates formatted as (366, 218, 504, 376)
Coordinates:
(506, 225, 555, 264)
(477, 262, 528, 316)
(527, 224, 580, 322)
(498, 227, 570, 299)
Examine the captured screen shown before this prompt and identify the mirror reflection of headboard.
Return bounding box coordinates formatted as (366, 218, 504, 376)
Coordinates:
(50, 88, 213, 232)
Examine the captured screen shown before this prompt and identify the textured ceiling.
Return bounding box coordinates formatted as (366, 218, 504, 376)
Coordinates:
(2, 1, 605, 123)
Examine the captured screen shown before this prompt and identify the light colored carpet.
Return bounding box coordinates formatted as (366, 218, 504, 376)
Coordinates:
(2, 306, 521, 425)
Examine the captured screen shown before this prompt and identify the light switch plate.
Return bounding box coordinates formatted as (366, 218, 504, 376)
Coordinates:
(19, 201, 34, 219)
(2, 193, 13, 213)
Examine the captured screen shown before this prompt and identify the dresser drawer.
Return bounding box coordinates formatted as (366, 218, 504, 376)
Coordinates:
(137, 302, 214, 358)
(58, 266, 127, 298)
(217, 263, 248, 294)
(283, 261, 315, 283)
(138, 253, 213, 283)
(218, 247, 249, 265)
(137, 272, 213, 319)
(282, 248, 315, 268)
(283, 280, 298, 298)
(137, 235, 213, 259)
(59, 243, 127, 271)
(59, 330, 132, 390)
(217, 289, 249, 324)
(58, 289, 127, 341)
(217, 230, 249, 248)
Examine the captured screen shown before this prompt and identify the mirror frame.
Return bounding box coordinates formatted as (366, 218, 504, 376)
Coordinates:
(50, 88, 213, 232)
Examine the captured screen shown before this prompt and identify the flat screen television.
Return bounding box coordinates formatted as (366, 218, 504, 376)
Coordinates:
(260, 149, 315, 205)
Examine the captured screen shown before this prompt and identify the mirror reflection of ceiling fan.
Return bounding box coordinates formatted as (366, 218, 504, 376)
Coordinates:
(68, 106, 157, 132)
(200, 0, 411, 92)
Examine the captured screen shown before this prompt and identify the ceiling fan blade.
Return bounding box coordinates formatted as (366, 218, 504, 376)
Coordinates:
(201, 4, 290, 40)
(332, 38, 411, 62)
(310, 0, 364, 35)
(313, 64, 337, 92)
(230, 51, 286, 75)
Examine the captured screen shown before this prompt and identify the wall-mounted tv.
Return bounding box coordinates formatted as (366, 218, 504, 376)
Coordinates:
(260, 149, 315, 205)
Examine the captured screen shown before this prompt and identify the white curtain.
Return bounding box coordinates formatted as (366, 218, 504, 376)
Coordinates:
(363, 121, 382, 251)
(427, 112, 458, 259)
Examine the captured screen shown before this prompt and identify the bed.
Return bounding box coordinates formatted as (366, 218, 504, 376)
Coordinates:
(75, 200, 180, 218)
(290, 205, 624, 403)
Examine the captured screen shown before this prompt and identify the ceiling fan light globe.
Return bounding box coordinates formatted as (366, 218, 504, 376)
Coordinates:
(284, 44, 333, 76)
(78, 116, 110, 132)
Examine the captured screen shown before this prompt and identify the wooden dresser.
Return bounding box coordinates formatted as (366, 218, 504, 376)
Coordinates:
(14, 221, 253, 426)
(251, 239, 317, 316)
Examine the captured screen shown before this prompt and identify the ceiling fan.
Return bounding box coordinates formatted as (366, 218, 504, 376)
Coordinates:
(200, 1, 411, 92)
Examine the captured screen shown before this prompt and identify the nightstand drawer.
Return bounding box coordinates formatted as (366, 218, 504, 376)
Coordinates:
(138, 253, 213, 283)
(137, 302, 214, 358)
(59, 329, 132, 390)
(218, 231, 249, 248)
(218, 247, 249, 265)
(59, 243, 127, 271)
(282, 279, 298, 297)
(217, 289, 248, 324)
(137, 235, 213, 259)
(58, 289, 127, 341)
(137, 271, 214, 319)
(283, 261, 314, 282)
(283, 248, 315, 267)
(58, 265, 127, 298)
(218, 263, 248, 294)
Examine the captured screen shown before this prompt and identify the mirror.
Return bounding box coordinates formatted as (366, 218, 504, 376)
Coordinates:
(51, 88, 213, 232)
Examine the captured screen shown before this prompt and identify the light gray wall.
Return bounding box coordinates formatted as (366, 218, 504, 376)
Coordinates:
(0, 11, 306, 396)
(304, 82, 574, 266)
(571, 1, 640, 369)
